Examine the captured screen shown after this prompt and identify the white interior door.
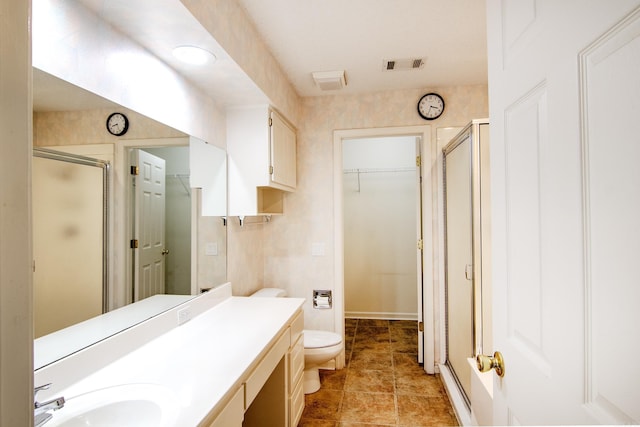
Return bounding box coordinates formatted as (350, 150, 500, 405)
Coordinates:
(487, 1, 640, 424)
(134, 149, 166, 301)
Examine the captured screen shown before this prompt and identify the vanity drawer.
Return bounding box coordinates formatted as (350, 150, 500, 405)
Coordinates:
(289, 375, 304, 427)
(245, 328, 290, 409)
(288, 333, 304, 390)
(289, 310, 304, 345)
(207, 385, 244, 427)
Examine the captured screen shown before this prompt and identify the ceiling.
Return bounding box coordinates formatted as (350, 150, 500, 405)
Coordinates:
(236, 0, 488, 96)
(33, 0, 487, 111)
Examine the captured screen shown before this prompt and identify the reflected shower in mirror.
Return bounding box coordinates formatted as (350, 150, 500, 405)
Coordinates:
(33, 148, 110, 338)
(33, 69, 228, 370)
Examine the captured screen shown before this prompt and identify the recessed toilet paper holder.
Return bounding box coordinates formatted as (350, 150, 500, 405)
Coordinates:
(313, 290, 332, 309)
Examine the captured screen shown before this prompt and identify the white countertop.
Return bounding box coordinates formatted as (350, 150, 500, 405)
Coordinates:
(35, 294, 194, 369)
(40, 295, 305, 426)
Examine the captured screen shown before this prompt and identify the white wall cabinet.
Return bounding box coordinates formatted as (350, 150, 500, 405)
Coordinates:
(227, 105, 297, 216)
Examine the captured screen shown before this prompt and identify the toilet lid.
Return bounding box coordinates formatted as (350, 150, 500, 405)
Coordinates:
(303, 329, 342, 349)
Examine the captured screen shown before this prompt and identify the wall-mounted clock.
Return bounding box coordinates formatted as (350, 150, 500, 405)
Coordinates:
(417, 93, 445, 120)
(106, 112, 129, 136)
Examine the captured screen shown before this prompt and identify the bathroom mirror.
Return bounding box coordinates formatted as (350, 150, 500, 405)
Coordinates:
(33, 70, 228, 370)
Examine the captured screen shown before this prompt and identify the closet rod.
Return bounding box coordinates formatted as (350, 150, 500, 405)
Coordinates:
(167, 173, 191, 195)
(342, 167, 415, 174)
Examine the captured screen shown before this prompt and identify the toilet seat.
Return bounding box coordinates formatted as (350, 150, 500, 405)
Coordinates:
(303, 329, 341, 349)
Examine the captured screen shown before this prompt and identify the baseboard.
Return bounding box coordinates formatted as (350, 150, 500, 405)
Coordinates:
(345, 311, 418, 321)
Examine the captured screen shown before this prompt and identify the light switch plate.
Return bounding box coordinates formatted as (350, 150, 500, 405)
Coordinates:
(311, 242, 325, 256)
(205, 242, 218, 256)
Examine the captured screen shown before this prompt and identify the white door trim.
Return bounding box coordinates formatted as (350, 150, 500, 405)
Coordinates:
(333, 125, 434, 372)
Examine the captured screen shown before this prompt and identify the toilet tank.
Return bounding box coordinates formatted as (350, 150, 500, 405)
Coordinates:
(250, 288, 287, 298)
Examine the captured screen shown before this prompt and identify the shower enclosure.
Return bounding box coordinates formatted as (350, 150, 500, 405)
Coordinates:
(442, 119, 491, 405)
(33, 148, 110, 337)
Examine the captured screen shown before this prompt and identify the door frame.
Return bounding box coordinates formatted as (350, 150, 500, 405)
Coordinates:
(333, 125, 434, 372)
(113, 137, 195, 308)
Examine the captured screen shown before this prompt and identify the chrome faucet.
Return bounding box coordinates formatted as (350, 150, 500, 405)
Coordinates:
(34, 384, 65, 427)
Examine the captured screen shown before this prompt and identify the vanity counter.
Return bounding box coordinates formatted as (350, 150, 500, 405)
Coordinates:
(36, 292, 305, 426)
(35, 294, 193, 369)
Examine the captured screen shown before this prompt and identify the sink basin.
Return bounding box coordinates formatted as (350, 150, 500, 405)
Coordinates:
(48, 384, 181, 427)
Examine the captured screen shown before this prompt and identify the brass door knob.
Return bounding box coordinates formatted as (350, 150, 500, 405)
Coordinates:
(476, 351, 505, 377)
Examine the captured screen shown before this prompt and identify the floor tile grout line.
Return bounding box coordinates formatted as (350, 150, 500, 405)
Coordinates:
(301, 318, 456, 426)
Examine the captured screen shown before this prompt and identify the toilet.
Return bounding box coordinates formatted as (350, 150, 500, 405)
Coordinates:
(251, 288, 343, 394)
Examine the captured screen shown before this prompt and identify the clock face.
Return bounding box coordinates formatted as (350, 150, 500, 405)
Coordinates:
(417, 93, 445, 120)
(106, 112, 129, 136)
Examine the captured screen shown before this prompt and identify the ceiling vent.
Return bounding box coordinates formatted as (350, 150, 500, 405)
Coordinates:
(312, 70, 347, 91)
(383, 58, 425, 71)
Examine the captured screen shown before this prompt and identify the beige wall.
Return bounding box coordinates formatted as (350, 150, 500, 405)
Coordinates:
(259, 85, 488, 330)
(34, 108, 186, 147)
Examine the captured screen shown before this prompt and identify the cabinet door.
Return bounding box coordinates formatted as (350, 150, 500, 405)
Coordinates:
(269, 111, 296, 189)
(207, 386, 244, 427)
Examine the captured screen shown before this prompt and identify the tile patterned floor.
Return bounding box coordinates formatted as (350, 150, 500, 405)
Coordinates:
(299, 319, 458, 427)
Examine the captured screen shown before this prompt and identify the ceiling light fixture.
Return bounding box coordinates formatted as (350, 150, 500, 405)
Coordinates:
(172, 45, 216, 65)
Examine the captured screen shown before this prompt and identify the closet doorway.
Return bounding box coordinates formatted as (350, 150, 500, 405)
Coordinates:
(342, 136, 419, 321)
(334, 125, 433, 371)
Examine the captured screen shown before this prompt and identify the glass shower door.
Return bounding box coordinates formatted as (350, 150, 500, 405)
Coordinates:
(444, 132, 474, 403)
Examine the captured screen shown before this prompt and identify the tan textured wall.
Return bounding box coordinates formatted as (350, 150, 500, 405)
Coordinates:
(264, 85, 488, 330)
(34, 108, 186, 146)
(227, 219, 265, 296)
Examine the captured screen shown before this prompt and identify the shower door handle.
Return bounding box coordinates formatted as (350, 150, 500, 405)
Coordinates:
(477, 351, 505, 377)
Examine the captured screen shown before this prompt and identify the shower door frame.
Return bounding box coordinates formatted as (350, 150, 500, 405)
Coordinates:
(441, 119, 489, 406)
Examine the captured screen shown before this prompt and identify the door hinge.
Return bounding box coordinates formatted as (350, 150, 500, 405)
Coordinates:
(130, 239, 139, 249)
(269, 117, 273, 127)
(418, 322, 424, 332)
(130, 166, 139, 175)
(417, 239, 424, 250)
(416, 155, 421, 167)
(269, 165, 274, 175)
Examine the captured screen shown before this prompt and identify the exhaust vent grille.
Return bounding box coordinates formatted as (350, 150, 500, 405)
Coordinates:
(312, 70, 347, 91)
(383, 57, 425, 71)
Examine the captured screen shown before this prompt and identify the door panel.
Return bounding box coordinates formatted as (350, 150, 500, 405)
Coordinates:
(135, 150, 166, 301)
(581, 9, 640, 423)
(487, 1, 640, 424)
(270, 110, 296, 189)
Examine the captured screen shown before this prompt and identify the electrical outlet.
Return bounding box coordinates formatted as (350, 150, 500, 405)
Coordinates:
(177, 306, 191, 325)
